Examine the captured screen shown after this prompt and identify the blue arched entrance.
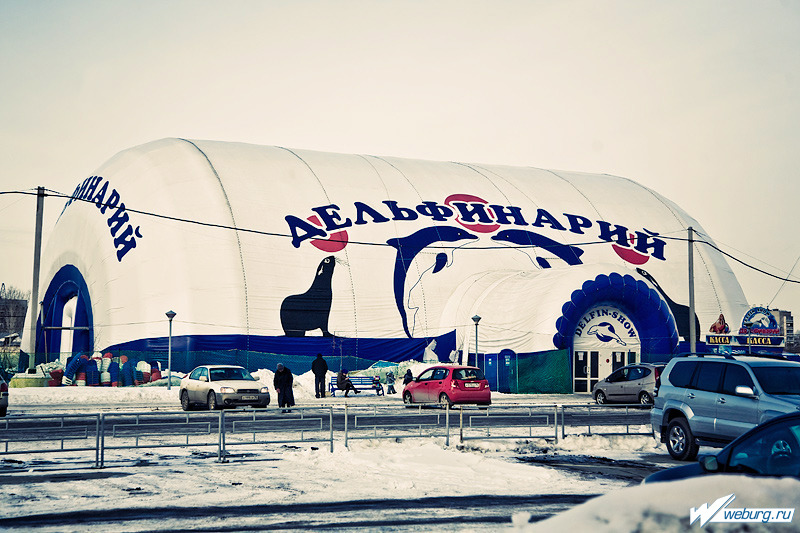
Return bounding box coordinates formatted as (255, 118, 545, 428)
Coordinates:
(552, 272, 679, 391)
(37, 265, 93, 363)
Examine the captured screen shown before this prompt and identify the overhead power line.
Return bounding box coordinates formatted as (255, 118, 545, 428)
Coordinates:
(2, 189, 798, 285)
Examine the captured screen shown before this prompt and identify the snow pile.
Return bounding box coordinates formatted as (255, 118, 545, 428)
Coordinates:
(527, 475, 800, 532)
(9, 382, 182, 406)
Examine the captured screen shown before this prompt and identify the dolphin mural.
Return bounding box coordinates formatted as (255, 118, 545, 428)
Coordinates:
(491, 229, 585, 268)
(387, 226, 479, 337)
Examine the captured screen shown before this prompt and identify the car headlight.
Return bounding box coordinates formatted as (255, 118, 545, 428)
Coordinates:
(219, 387, 235, 393)
(260, 387, 269, 394)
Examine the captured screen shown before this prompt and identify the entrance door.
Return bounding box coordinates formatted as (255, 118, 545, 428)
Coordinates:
(573, 351, 589, 392)
(572, 305, 641, 393)
(485, 354, 498, 391)
(592, 351, 613, 390)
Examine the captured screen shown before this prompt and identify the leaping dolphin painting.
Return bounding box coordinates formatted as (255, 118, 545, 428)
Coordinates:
(387, 226, 479, 337)
(491, 229, 585, 267)
(588, 322, 627, 346)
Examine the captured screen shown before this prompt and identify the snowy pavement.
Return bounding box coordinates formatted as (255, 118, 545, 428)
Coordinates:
(2, 372, 799, 531)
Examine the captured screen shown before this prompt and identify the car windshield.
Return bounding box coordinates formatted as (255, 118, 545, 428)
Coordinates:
(453, 368, 485, 380)
(752, 366, 800, 395)
(209, 368, 254, 381)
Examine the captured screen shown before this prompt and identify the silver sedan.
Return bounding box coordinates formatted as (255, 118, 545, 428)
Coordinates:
(180, 365, 270, 410)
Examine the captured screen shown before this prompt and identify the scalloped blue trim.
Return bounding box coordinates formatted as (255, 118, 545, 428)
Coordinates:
(552, 272, 679, 357)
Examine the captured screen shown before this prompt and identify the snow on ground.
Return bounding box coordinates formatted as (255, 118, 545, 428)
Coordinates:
(2, 438, 604, 517)
(4, 372, 799, 531)
(528, 475, 800, 532)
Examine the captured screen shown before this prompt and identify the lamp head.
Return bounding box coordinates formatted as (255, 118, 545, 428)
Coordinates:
(166, 310, 177, 320)
(472, 315, 481, 325)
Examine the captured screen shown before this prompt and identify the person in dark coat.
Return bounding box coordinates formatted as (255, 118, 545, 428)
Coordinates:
(403, 369, 414, 385)
(311, 353, 329, 398)
(273, 363, 295, 412)
(336, 368, 360, 397)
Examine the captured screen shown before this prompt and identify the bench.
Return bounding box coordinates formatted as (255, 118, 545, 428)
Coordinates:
(329, 375, 382, 396)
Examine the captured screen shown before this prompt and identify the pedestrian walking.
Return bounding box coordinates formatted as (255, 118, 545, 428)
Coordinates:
(403, 369, 414, 385)
(274, 363, 295, 412)
(385, 370, 397, 394)
(311, 353, 329, 398)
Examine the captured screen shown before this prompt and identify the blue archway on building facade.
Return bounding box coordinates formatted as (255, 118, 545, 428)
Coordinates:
(37, 264, 94, 362)
(553, 272, 679, 360)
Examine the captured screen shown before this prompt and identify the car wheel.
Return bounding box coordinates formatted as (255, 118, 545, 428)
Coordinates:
(439, 393, 453, 409)
(180, 390, 192, 411)
(666, 418, 699, 461)
(0, 406, 6, 417)
(403, 391, 413, 405)
(207, 391, 219, 410)
(595, 390, 607, 405)
(639, 391, 653, 405)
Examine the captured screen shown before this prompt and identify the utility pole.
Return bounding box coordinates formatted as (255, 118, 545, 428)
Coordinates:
(29, 187, 45, 370)
(688, 227, 696, 355)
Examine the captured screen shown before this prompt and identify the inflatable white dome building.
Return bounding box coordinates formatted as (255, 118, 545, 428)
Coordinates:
(22, 138, 750, 391)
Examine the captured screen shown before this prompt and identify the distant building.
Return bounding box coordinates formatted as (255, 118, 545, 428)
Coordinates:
(771, 308, 796, 350)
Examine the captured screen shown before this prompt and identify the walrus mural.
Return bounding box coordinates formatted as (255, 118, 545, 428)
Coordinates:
(280, 255, 337, 337)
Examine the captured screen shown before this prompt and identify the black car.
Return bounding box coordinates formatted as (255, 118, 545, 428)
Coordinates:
(644, 412, 800, 484)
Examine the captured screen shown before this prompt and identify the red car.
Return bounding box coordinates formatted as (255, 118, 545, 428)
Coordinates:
(402, 365, 491, 407)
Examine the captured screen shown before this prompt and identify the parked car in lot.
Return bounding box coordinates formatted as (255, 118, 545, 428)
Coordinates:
(644, 412, 800, 483)
(0, 374, 8, 417)
(402, 365, 491, 408)
(592, 363, 665, 405)
(651, 354, 800, 461)
(180, 365, 270, 410)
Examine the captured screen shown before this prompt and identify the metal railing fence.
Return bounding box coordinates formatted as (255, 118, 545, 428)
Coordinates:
(1, 403, 651, 467)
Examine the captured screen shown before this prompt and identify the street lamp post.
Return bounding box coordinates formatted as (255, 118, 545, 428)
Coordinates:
(472, 315, 481, 368)
(166, 310, 176, 390)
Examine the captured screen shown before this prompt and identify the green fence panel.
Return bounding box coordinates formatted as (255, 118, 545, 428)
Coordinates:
(515, 349, 572, 394)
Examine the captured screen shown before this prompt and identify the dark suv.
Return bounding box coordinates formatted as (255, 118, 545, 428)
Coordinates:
(651, 354, 800, 460)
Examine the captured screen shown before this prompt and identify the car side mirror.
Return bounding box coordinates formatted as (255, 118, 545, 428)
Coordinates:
(199, 376, 208, 382)
(735, 385, 756, 398)
(414, 377, 420, 382)
(700, 455, 719, 473)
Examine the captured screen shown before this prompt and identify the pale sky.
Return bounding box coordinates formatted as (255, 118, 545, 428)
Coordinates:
(1, 0, 799, 324)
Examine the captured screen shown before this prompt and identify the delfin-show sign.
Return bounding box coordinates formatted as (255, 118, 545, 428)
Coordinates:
(285, 193, 669, 264)
(736, 307, 784, 347)
(573, 306, 640, 348)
